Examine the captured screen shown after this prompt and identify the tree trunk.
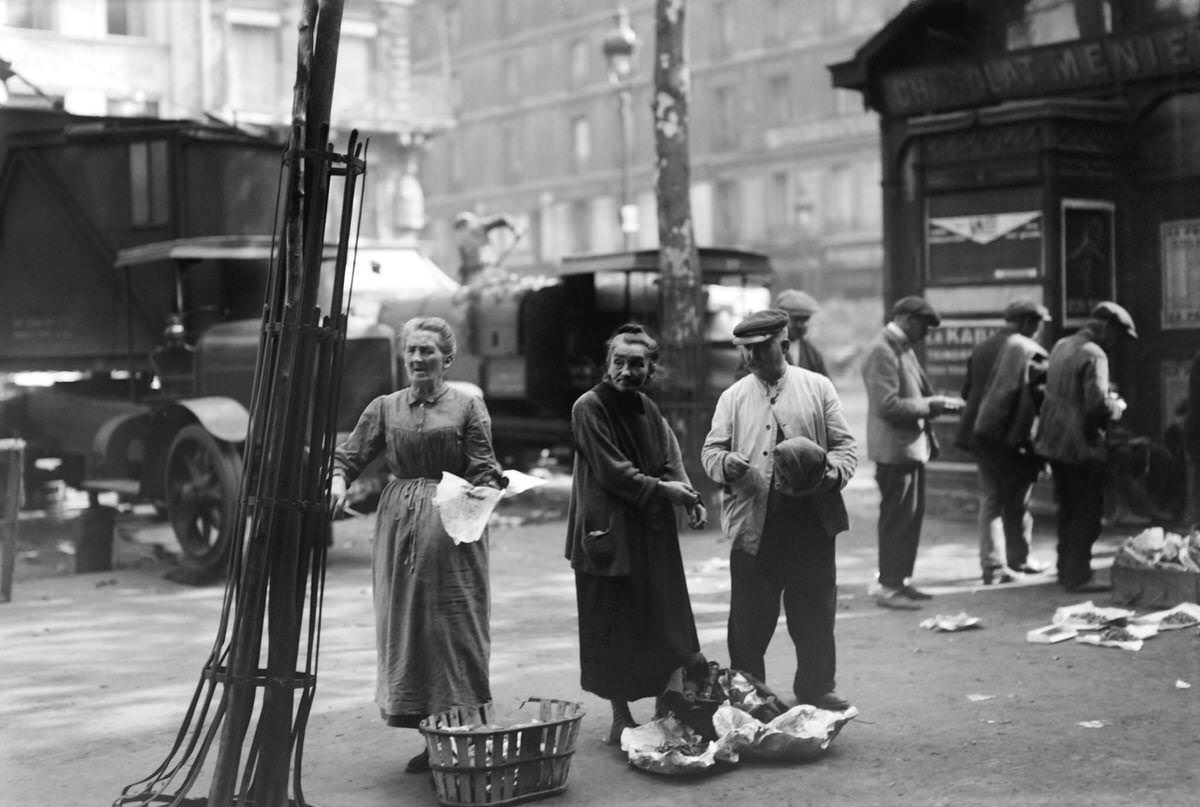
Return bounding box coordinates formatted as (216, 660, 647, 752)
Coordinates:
(653, 0, 707, 479)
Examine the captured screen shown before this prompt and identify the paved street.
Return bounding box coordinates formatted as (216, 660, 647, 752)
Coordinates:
(3, 470, 1198, 806)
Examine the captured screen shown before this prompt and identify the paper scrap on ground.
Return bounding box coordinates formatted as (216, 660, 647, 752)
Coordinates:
(920, 612, 981, 632)
(967, 693, 996, 702)
(1074, 622, 1157, 651)
(1077, 720, 1106, 729)
(1026, 623, 1078, 644)
(1052, 601, 1134, 630)
(1131, 602, 1200, 631)
(435, 470, 547, 545)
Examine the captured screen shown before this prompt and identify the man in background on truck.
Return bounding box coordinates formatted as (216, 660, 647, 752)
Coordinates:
(453, 211, 515, 284)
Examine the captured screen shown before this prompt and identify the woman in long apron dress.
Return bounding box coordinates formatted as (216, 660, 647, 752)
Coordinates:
(330, 316, 503, 773)
(564, 324, 708, 745)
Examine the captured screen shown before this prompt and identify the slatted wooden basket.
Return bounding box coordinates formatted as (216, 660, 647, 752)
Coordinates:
(419, 698, 585, 806)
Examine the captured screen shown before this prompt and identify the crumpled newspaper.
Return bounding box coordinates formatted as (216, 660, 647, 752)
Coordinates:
(712, 702, 858, 762)
(434, 470, 546, 545)
(1052, 601, 1134, 631)
(622, 702, 857, 774)
(920, 612, 981, 632)
(620, 716, 736, 775)
(1074, 622, 1157, 651)
(1131, 602, 1200, 631)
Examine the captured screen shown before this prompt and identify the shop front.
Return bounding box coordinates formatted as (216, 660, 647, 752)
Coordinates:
(831, 0, 1200, 517)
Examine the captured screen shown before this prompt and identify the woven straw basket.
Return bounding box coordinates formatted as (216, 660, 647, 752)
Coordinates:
(419, 698, 585, 806)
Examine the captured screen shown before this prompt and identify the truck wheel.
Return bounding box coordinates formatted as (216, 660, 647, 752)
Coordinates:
(164, 423, 242, 577)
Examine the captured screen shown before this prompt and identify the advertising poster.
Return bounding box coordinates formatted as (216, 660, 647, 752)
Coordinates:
(926, 188, 1043, 286)
(1160, 219, 1200, 330)
(1061, 200, 1115, 322)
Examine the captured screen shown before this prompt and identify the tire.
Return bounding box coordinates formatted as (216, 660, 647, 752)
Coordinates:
(164, 423, 243, 578)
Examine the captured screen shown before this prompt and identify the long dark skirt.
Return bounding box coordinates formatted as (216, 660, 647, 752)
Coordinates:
(574, 520, 699, 702)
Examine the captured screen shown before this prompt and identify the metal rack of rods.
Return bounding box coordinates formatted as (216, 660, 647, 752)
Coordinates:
(114, 1, 364, 804)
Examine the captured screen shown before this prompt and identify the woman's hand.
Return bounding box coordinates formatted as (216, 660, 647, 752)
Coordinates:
(328, 474, 348, 515)
(687, 501, 708, 530)
(658, 480, 700, 507)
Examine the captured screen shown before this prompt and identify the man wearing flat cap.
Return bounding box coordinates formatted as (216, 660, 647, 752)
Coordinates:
(861, 295, 961, 609)
(954, 299, 1051, 585)
(775, 289, 828, 377)
(702, 309, 858, 712)
(1034, 300, 1137, 593)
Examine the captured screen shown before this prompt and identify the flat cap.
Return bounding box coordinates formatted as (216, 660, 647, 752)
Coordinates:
(732, 309, 788, 345)
(1090, 301, 1138, 339)
(892, 295, 941, 326)
(773, 435, 827, 497)
(775, 289, 820, 316)
(1004, 298, 1050, 322)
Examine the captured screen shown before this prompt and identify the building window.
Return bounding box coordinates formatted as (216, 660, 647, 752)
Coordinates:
(230, 23, 280, 113)
(712, 0, 734, 60)
(130, 140, 170, 228)
(763, 0, 790, 46)
(766, 74, 792, 127)
(570, 198, 591, 253)
(826, 163, 854, 232)
(713, 86, 735, 151)
(444, 2, 461, 50)
(502, 55, 519, 100)
(4, 0, 56, 29)
(571, 115, 591, 172)
(107, 0, 147, 36)
(767, 171, 789, 231)
(569, 39, 589, 89)
(715, 179, 740, 242)
(333, 33, 374, 121)
(502, 123, 521, 184)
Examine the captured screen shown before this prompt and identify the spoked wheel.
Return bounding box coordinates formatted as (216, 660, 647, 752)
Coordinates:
(164, 423, 243, 578)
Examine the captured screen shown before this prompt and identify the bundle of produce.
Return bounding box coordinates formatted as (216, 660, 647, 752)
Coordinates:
(1115, 527, 1200, 572)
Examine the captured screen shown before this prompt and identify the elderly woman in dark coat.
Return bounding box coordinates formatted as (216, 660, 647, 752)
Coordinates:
(329, 316, 503, 773)
(565, 323, 708, 744)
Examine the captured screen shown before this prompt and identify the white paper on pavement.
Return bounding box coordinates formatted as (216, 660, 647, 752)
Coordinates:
(434, 470, 548, 545)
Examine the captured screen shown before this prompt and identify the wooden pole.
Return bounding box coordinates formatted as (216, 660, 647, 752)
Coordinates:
(653, 0, 707, 482)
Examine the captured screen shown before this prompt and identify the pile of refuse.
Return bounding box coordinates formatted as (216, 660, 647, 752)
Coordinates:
(1115, 527, 1200, 572)
(620, 655, 856, 775)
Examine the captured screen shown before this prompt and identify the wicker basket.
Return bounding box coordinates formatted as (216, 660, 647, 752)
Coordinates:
(419, 698, 584, 807)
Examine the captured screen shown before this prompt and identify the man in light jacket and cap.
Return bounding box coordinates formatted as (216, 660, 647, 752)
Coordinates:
(1034, 301, 1138, 593)
(862, 295, 961, 609)
(775, 289, 828, 376)
(702, 309, 858, 712)
(955, 299, 1051, 585)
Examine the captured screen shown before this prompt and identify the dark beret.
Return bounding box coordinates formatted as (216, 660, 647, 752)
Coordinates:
(892, 295, 941, 327)
(732, 309, 788, 345)
(773, 435, 827, 497)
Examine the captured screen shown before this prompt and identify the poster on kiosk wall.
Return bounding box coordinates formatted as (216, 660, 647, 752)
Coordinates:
(924, 188, 1045, 401)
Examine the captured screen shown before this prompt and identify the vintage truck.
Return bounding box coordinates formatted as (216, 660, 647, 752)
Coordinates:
(0, 108, 416, 577)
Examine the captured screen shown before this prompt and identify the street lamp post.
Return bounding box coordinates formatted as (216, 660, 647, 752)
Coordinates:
(603, 6, 638, 250)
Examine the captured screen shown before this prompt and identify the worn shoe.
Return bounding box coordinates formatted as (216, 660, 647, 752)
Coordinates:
(982, 568, 1018, 585)
(405, 748, 431, 774)
(1012, 559, 1047, 574)
(807, 691, 852, 712)
(876, 587, 921, 610)
(900, 584, 933, 600)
